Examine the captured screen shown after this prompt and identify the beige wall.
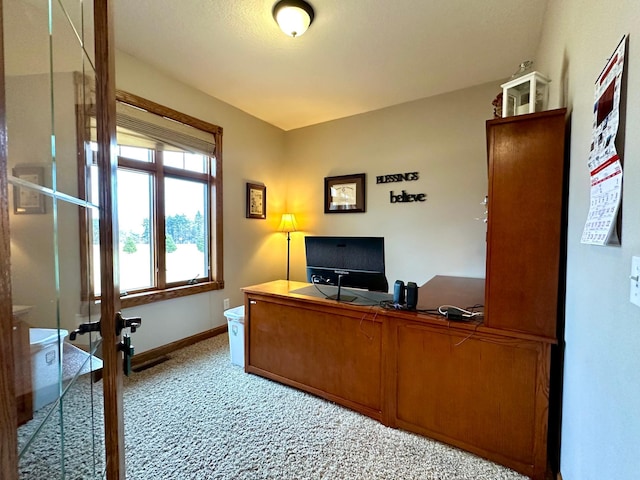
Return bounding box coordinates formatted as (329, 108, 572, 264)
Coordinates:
(115, 52, 288, 352)
(7, 73, 83, 335)
(115, 56, 498, 352)
(11, 3, 639, 477)
(535, 1, 640, 479)
(284, 83, 495, 286)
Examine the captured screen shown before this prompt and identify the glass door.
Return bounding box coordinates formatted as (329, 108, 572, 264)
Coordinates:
(1, 0, 124, 478)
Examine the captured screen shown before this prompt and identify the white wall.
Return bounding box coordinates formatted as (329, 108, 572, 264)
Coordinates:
(535, 1, 640, 479)
(115, 52, 287, 353)
(284, 83, 495, 287)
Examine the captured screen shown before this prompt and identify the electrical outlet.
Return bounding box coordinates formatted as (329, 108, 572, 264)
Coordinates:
(223, 298, 230, 310)
(630, 256, 640, 307)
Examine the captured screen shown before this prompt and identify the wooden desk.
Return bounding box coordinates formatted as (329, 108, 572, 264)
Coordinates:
(243, 277, 552, 480)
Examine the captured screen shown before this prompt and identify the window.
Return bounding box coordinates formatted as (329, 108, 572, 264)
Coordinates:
(78, 87, 223, 307)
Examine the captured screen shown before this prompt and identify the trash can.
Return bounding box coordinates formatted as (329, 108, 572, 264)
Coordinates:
(29, 328, 69, 410)
(223, 306, 245, 367)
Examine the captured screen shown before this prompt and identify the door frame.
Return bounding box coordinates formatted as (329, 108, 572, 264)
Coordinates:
(0, 0, 125, 478)
(0, 0, 19, 476)
(94, 0, 125, 478)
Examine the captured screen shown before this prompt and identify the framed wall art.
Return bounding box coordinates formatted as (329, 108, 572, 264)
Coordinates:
(13, 166, 46, 214)
(246, 182, 266, 219)
(324, 173, 366, 213)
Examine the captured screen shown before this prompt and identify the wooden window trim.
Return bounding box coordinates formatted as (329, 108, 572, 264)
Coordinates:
(77, 88, 224, 305)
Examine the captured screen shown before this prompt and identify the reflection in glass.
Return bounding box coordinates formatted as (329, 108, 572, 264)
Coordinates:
(6, 0, 106, 478)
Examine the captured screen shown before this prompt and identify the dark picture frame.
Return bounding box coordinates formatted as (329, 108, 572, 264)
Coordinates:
(324, 173, 366, 213)
(13, 166, 46, 214)
(246, 182, 266, 219)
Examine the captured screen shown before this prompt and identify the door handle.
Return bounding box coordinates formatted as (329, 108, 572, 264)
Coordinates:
(116, 312, 142, 335)
(71, 313, 141, 375)
(116, 312, 141, 376)
(69, 319, 101, 341)
(119, 334, 135, 376)
(70, 312, 142, 340)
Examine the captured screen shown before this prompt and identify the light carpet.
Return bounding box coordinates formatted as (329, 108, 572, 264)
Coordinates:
(122, 334, 530, 480)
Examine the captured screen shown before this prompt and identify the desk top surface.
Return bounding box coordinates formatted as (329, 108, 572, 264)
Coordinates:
(416, 275, 485, 310)
(242, 275, 485, 311)
(243, 276, 556, 344)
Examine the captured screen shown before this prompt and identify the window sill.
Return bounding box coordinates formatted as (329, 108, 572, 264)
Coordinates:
(120, 281, 224, 308)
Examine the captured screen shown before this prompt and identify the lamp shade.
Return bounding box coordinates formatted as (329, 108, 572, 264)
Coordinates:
(278, 213, 298, 233)
(273, 0, 314, 37)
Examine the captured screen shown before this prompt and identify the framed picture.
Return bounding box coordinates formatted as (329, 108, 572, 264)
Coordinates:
(13, 166, 46, 214)
(246, 183, 266, 219)
(324, 173, 366, 213)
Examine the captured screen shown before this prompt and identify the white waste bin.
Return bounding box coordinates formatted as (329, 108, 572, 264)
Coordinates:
(223, 306, 245, 367)
(29, 328, 69, 410)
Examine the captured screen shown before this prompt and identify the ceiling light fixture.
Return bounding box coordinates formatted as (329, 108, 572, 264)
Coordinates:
(272, 0, 315, 38)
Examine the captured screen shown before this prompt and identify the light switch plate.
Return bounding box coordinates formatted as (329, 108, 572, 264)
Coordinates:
(630, 256, 640, 307)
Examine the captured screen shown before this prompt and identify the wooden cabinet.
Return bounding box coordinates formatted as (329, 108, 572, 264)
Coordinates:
(243, 110, 570, 479)
(243, 279, 554, 480)
(12, 318, 32, 425)
(246, 291, 384, 422)
(485, 109, 567, 338)
(387, 318, 550, 479)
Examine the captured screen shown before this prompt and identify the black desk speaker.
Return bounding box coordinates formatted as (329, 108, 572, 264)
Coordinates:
(393, 280, 405, 305)
(406, 282, 418, 310)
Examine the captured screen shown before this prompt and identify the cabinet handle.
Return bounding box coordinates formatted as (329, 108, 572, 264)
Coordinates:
(250, 300, 257, 305)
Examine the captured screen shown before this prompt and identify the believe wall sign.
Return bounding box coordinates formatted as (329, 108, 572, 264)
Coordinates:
(376, 171, 427, 204)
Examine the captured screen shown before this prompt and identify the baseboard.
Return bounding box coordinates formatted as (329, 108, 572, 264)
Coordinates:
(131, 325, 227, 370)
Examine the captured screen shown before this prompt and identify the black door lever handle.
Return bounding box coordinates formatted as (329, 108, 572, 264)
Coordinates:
(116, 312, 142, 335)
(69, 320, 101, 341)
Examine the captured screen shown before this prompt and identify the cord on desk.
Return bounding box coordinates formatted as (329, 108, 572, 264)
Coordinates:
(438, 304, 484, 321)
(359, 307, 379, 341)
(451, 322, 480, 347)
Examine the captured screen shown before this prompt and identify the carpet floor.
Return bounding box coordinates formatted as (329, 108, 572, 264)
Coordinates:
(17, 333, 530, 479)
(122, 334, 529, 480)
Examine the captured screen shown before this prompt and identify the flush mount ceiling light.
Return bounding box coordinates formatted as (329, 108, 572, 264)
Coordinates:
(272, 0, 315, 38)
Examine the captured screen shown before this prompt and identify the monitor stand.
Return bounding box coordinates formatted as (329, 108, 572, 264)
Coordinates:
(326, 275, 357, 302)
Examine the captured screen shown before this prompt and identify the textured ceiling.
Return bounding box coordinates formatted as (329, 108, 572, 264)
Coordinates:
(113, 0, 549, 131)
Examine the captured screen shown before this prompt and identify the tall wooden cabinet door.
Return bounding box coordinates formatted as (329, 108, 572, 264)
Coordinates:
(485, 109, 567, 338)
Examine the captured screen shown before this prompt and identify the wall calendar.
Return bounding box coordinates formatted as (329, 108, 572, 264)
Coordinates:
(581, 35, 627, 246)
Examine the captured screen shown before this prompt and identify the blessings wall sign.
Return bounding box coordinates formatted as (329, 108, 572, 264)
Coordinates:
(376, 171, 427, 204)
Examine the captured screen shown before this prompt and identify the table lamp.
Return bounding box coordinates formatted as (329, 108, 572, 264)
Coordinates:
(278, 213, 298, 280)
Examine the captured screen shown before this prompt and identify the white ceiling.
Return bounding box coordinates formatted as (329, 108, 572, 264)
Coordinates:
(113, 0, 549, 131)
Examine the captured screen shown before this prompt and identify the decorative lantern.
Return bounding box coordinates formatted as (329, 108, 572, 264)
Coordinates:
(501, 71, 550, 117)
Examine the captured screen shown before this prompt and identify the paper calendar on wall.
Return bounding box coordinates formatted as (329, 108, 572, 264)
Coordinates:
(581, 35, 627, 246)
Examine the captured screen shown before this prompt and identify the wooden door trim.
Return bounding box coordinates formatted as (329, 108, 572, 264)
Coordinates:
(0, 0, 19, 477)
(94, 1, 125, 478)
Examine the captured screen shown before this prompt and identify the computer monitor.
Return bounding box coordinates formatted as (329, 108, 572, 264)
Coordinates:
(305, 236, 389, 298)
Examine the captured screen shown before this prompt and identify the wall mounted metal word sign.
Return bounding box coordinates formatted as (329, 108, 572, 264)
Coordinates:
(376, 172, 419, 184)
(376, 171, 426, 204)
(389, 190, 427, 203)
